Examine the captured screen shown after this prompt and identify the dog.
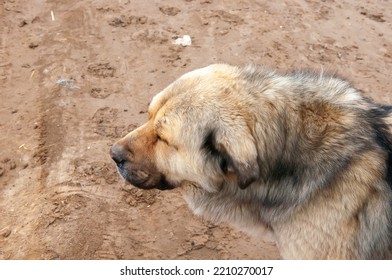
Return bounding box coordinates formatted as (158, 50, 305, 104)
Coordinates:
(110, 64, 392, 259)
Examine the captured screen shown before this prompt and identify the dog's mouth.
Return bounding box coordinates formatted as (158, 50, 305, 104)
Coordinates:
(110, 144, 175, 191)
(129, 176, 175, 191)
(156, 177, 175, 190)
(115, 163, 175, 191)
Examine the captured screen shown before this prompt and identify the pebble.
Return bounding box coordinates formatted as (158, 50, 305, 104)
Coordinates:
(28, 42, 39, 49)
(0, 228, 11, 238)
(9, 160, 16, 170)
(18, 20, 28, 27)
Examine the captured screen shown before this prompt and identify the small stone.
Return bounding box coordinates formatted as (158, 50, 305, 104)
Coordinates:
(9, 160, 16, 170)
(28, 42, 39, 49)
(0, 228, 11, 238)
(19, 20, 28, 27)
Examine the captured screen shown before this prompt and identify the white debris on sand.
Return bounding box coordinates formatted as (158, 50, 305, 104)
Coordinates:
(173, 35, 192, 46)
(56, 79, 79, 90)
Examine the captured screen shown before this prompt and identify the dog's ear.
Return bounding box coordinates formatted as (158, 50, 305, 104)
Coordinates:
(205, 125, 260, 189)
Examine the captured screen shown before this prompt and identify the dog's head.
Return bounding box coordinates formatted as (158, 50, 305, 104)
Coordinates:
(110, 64, 260, 192)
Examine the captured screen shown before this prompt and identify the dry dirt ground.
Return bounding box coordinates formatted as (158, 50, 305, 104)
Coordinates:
(1, 0, 391, 260)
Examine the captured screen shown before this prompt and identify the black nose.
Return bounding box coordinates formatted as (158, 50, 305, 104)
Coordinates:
(110, 144, 127, 164)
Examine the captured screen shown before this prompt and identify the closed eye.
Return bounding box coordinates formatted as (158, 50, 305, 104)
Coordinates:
(157, 134, 169, 145)
(157, 134, 179, 150)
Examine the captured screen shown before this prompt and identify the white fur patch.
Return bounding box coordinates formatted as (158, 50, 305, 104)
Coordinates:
(179, 65, 215, 80)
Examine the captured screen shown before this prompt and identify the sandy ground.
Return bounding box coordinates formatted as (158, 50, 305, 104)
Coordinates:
(0, 0, 391, 260)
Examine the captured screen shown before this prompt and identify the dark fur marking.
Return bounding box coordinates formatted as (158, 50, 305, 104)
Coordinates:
(202, 130, 228, 174)
(262, 190, 285, 208)
(266, 161, 299, 186)
(202, 130, 219, 156)
(202, 130, 259, 188)
(368, 108, 392, 189)
(379, 105, 392, 113)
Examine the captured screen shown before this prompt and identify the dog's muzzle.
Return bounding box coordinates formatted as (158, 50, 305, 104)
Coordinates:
(110, 143, 174, 190)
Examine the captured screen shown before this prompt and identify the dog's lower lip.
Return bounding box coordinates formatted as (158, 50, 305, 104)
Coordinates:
(157, 184, 174, 190)
(157, 177, 175, 190)
(116, 161, 125, 169)
(131, 177, 150, 187)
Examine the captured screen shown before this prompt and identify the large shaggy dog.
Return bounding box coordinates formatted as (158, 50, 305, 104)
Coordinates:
(110, 64, 392, 259)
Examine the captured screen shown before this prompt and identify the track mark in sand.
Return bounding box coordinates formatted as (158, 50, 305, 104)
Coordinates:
(73, 158, 120, 185)
(94, 233, 125, 260)
(50, 183, 121, 201)
(160, 46, 191, 68)
(42, 184, 128, 259)
(159, 6, 181, 16)
(207, 10, 244, 25)
(92, 107, 119, 138)
(108, 15, 148, 27)
(93, 107, 118, 122)
(0, 157, 18, 179)
(122, 187, 160, 207)
(93, 226, 168, 260)
(359, 8, 386, 22)
(46, 194, 89, 226)
(91, 198, 155, 260)
(202, 10, 244, 38)
(33, 87, 68, 186)
(92, 107, 138, 138)
(87, 62, 116, 78)
(130, 29, 170, 45)
(90, 87, 112, 99)
(108, 14, 172, 45)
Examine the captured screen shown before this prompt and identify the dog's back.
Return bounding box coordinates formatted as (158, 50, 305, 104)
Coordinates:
(377, 106, 392, 259)
(379, 104, 392, 184)
(359, 104, 392, 259)
(216, 67, 392, 259)
(262, 76, 392, 259)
